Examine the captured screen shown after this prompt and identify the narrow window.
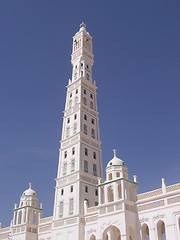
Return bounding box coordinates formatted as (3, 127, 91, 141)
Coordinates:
(84, 89, 86, 94)
(67, 118, 70, 124)
(74, 72, 77, 80)
(75, 96, 78, 104)
(64, 151, 67, 158)
(84, 160, 88, 173)
(81, 71, 83, 76)
(61, 189, 64, 195)
(73, 123, 77, 134)
(84, 124, 87, 135)
(93, 164, 97, 176)
(66, 127, 70, 137)
(93, 152, 96, 159)
(70, 93, 72, 98)
(71, 159, 75, 172)
(95, 189, 98, 196)
(69, 198, 74, 215)
(76, 89, 78, 94)
(72, 147, 75, 155)
(69, 100, 72, 108)
(90, 101, 93, 109)
(91, 118, 94, 124)
(59, 201, 63, 218)
(83, 97, 87, 105)
(63, 162, 67, 176)
(90, 93, 93, 99)
(87, 65, 89, 69)
(70, 185, 73, 192)
(74, 114, 77, 120)
(85, 186, 88, 193)
(86, 73, 89, 80)
(85, 148, 88, 156)
(84, 114, 87, 120)
(91, 129, 95, 139)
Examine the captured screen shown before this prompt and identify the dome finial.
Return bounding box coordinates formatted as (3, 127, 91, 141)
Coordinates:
(29, 182, 32, 189)
(113, 149, 117, 157)
(80, 22, 86, 30)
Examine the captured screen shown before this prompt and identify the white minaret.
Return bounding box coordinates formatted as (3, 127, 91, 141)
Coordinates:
(52, 23, 103, 239)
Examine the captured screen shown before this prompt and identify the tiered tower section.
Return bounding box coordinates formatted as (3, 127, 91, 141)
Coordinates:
(52, 23, 103, 239)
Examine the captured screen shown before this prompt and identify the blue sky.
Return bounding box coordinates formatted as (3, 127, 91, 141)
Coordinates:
(0, 0, 180, 227)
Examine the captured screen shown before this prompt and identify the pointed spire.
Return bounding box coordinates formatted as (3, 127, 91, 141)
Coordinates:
(113, 149, 117, 157)
(29, 182, 32, 189)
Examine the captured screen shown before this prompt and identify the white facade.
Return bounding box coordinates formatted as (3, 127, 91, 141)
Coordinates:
(0, 24, 180, 240)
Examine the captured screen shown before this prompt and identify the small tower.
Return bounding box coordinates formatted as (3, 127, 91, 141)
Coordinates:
(97, 150, 141, 240)
(11, 183, 42, 240)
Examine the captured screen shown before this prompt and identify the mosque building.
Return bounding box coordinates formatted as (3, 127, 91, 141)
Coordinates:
(0, 23, 180, 240)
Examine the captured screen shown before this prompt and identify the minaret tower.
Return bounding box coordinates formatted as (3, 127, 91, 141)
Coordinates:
(52, 23, 103, 239)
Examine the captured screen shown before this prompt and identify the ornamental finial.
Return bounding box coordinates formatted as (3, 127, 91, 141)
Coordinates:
(113, 149, 117, 157)
(80, 22, 86, 30)
(29, 182, 32, 189)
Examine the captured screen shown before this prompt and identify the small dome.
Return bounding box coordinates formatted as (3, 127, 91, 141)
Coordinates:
(23, 183, 37, 197)
(107, 149, 124, 168)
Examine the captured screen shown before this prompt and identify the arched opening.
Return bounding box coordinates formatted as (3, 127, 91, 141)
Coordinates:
(14, 211, 17, 225)
(18, 211, 22, 224)
(33, 212, 37, 224)
(118, 184, 122, 199)
(157, 220, 166, 240)
(102, 225, 121, 240)
(90, 234, 96, 240)
(107, 186, 114, 202)
(141, 223, 149, 240)
(116, 172, 120, 178)
(109, 173, 112, 180)
(23, 210, 26, 223)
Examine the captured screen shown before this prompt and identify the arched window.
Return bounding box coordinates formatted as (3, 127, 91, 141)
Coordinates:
(107, 186, 114, 202)
(109, 173, 113, 180)
(141, 223, 149, 240)
(102, 225, 121, 240)
(18, 211, 22, 224)
(118, 183, 122, 199)
(33, 212, 37, 224)
(157, 220, 166, 240)
(90, 234, 96, 240)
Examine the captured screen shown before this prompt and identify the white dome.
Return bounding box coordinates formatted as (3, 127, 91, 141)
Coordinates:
(107, 150, 124, 168)
(22, 183, 37, 197)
